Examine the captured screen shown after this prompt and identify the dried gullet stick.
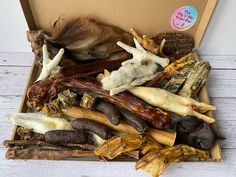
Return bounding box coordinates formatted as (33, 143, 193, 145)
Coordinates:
(129, 87, 216, 123)
(3, 140, 65, 150)
(5, 148, 94, 160)
(62, 107, 176, 146)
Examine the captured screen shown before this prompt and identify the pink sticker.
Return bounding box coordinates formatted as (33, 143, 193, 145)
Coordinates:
(170, 6, 198, 31)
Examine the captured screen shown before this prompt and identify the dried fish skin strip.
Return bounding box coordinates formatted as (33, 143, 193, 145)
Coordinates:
(129, 87, 216, 123)
(94, 135, 144, 159)
(178, 61, 211, 98)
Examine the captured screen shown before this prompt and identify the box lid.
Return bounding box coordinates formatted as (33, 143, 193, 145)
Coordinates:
(20, 0, 217, 48)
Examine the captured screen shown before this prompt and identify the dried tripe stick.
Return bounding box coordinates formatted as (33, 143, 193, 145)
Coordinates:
(129, 87, 216, 123)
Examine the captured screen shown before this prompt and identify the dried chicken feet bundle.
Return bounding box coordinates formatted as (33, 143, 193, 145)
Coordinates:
(129, 87, 216, 123)
(101, 38, 169, 95)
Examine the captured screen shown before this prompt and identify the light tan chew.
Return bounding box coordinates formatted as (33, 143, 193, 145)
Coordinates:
(129, 87, 216, 124)
(62, 106, 176, 146)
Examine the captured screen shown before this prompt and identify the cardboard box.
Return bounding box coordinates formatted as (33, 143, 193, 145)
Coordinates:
(11, 0, 222, 161)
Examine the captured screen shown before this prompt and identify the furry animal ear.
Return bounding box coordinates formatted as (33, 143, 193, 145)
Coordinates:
(48, 17, 133, 61)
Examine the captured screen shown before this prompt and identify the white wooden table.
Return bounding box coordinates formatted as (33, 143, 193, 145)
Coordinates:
(0, 53, 236, 177)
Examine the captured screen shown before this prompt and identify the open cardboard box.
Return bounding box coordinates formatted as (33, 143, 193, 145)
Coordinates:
(10, 0, 222, 161)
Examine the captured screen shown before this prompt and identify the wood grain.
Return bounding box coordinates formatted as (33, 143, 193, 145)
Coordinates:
(0, 53, 236, 177)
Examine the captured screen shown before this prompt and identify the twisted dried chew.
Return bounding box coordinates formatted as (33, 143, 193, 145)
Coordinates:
(61, 78, 170, 129)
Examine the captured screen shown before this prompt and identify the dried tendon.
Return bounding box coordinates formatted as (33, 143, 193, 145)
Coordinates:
(94, 135, 144, 159)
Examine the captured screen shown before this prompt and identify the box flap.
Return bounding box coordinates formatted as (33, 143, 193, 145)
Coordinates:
(20, 0, 217, 48)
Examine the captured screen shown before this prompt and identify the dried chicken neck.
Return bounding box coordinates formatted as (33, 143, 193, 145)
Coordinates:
(145, 53, 196, 87)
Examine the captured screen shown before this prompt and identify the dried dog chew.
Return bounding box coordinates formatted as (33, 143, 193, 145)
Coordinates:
(36, 44, 64, 82)
(129, 87, 216, 123)
(62, 107, 176, 146)
(95, 101, 121, 125)
(178, 61, 211, 98)
(101, 38, 169, 95)
(16, 127, 45, 141)
(5, 147, 94, 160)
(145, 52, 196, 87)
(71, 119, 112, 140)
(48, 17, 133, 61)
(5, 113, 71, 134)
(80, 92, 97, 110)
(153, 32, 194, 59)
(136, 144, 209, 177)
(130, 28, 161, 55)
(94, 135, 144, 159)
(119, 108, 148, 133)
(61, 78, 171, 129)
(45, 130, 88, 145)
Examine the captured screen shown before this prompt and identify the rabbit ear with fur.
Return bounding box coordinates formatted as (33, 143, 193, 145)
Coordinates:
(48, 17, 133, 61)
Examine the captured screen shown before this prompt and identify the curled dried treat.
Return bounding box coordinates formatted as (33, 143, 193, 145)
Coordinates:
(71, 119, 112, 140)
(45, 130, 88, 145)
(95, 101, 121, 125)
(119, 108, 148, 133)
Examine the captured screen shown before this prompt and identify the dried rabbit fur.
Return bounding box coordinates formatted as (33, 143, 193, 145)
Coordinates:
(48, 17, 133, 61)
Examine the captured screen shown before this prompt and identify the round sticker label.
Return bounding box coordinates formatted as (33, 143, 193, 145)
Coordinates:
(170, 6, 198, 31)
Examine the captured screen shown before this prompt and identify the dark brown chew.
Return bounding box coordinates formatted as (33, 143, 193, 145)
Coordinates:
(27, 77, 171, 129)
(62, 78, 170, 129)
(45, 130, 88, 145)
(95, 101, 121, 125)
(16, 127, 45, 141)
(5, 148, 94, 160)
(71, 119, 112, 140)
(49, 57, 128, 81)
(48, 17, 133, 61)
(119, 108, 149, 134)
(153, 32, 194, 59)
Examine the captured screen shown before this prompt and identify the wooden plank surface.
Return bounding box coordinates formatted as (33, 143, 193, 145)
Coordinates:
(0, 53, 236, 177)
